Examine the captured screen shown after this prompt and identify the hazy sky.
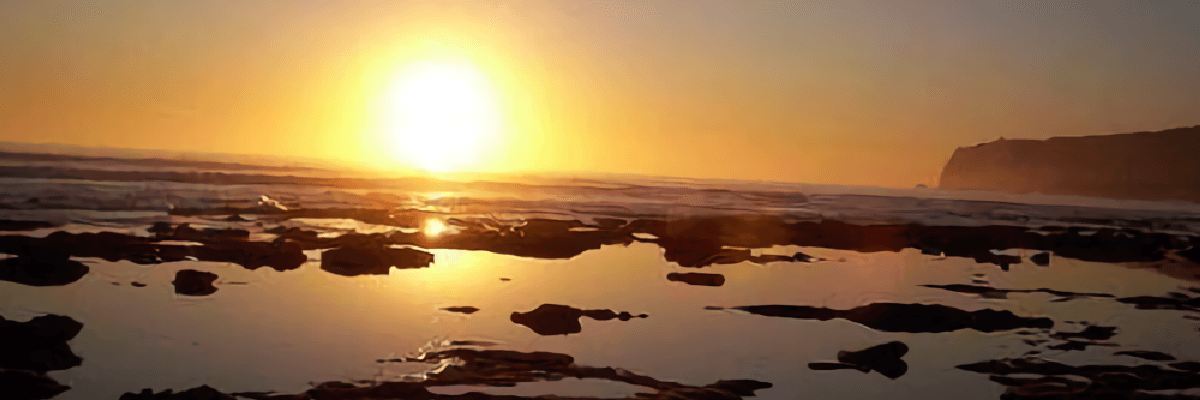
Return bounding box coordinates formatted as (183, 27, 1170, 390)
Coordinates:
(2, 1, 1199, 187)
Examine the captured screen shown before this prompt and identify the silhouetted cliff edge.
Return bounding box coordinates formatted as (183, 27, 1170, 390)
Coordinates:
(939, 126, 1200, 203)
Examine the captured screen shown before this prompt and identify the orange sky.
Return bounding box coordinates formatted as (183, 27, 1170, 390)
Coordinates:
(2, 1, 1198, 187)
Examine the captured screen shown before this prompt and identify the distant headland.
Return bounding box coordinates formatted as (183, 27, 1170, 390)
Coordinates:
(939, 126, 1200, 203)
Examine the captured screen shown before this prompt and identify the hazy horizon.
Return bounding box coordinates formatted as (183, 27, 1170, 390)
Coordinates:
(3, 1, 1199, 187)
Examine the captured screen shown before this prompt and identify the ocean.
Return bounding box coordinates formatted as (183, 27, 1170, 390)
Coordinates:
(3, 150, 1200, 400)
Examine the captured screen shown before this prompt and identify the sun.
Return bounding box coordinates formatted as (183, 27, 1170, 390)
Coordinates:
(381, 60, 501, 173)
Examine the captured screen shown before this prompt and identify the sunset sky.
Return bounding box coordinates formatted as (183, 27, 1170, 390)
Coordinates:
(2, 1, 1198, 187)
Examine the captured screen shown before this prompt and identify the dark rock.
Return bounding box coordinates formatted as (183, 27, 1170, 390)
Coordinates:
(441, 306, 479, 315)
(1117, 295, 1200, 312)
(198, 240, 308, 271)
(0, 230, 305, 272)
(170, 224, 250, 242)
(921, 284, 1113, 302)
(225, 214, 247, 222)
(807, 362, 865, 371)
(836, 341, 909, 379)
(445, 340, 499, 347)
(809, 341, 909, 379)
(510, 304, 646, 336)
(1030, 252, 1051, 266)
(1047, 340, 1116, 351)
(0, 369, 70, 400)
(667, 272, 725, 287)
(172, 269, 218, 296)
(147, 222, 173, 235)
(1052, 326, 1117, 341)
(1115, 350, 1176, 361)
(0, 220, 54, 232)
(0, 249, 89, 286)
(131, 282, 147, 287)
(957, 356, 1200, 397)
(320, 244, 433, 276)
(272, 347, 771, 400)
(118, 385, 236, 400)
(711, 303, 1053, 333)
(1170, 362, 1200, 372)
(0, 314, 84, 372)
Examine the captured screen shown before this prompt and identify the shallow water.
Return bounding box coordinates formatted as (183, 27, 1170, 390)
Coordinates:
(3, 157, 1200, 399)
(4, 239, 1198, 399)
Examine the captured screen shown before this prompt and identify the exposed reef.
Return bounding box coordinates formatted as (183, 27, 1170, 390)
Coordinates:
(1, 214, 1195, 289)
(118, 385, 236, 400)
(0, 220, 55, 231)
(320, 243, 433, 276)
(171, 269, 218, 296)
(126, 347, 772, 400)
(956, 355, 1200, 399)
(0, 248, 89, 286)
(0, 369, 71, 400)
(921, 284, 1115, 302)
(441, 306, 479, 315)
(707, 303, 1054, 333)
(808, 341, 909, 379)
(510, 304, 647, 336)
(666, 272, 726, 286)
(0, 314, 84, 399)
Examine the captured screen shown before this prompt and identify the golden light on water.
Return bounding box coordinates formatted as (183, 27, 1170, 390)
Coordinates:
(423, 219, 447, 237)
(380, 60, 502, 173)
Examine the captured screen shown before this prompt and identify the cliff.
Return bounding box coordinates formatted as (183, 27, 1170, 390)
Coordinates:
(939, 126, 1200, 203)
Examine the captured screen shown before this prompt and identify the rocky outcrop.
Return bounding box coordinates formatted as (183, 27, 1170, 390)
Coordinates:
(809, 341, 910, 379)
(939, 126, 1200, 203)
(0, 314, 84, 399)
(510, 304, 647, 336)
(159, 346, 773, 400)
(708, 303, 1054, 333)
(172, 269, 218, 296)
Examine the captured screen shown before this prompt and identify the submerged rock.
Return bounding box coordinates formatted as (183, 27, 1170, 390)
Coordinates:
(171, 269, 218, 296)
(510, 304, 647, 335)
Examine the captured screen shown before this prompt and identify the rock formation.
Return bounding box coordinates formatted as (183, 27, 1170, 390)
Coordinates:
(939, 126, 1200, 203)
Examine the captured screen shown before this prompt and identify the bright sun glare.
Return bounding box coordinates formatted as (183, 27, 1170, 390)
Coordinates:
(382, 61, 501, 173)
(423, 219, 447, 237)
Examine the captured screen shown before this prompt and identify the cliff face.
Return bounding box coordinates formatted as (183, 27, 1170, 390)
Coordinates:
(939, 126, 1200, 203)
